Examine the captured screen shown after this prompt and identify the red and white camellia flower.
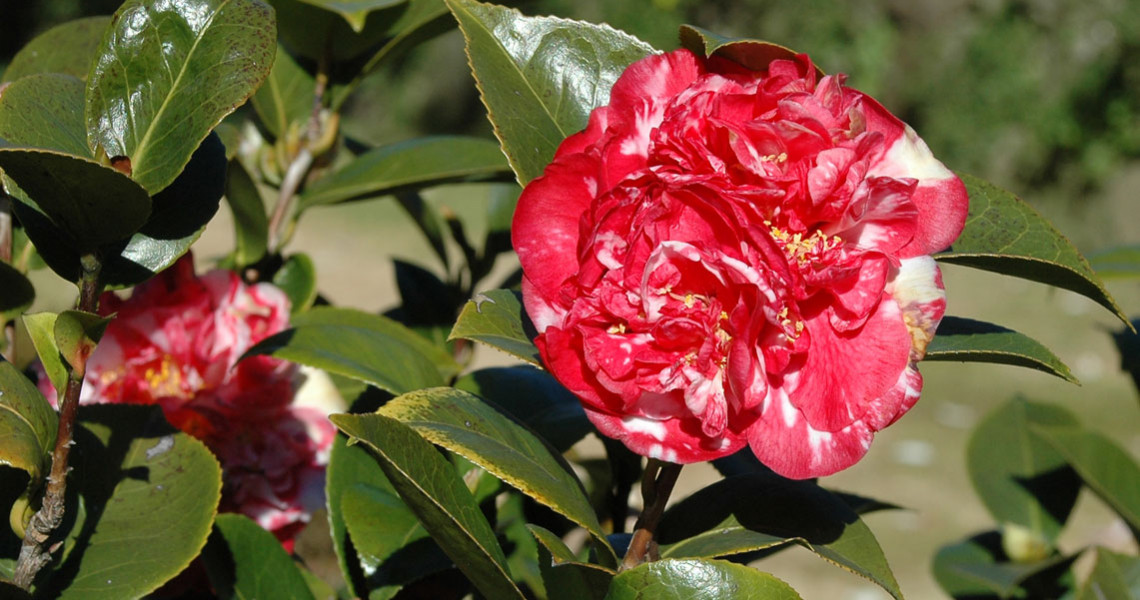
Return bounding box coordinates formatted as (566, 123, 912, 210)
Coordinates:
(37, 255, 336, 547)
(513, 49, 968, 478)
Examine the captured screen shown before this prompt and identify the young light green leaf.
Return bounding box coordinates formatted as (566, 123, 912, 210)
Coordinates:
(1033, 426, 1140, 532)
(935, 174, 1128, 326)
(1088, 245, 1140, 280)
(223, 159, 269, 268)
(331, 412, 525, 600)
(380, 387, 617, 567)
(296, 0, 407, 31)
(1077, 548, 1140, 600)
(250, 46, 317, 140)
(678, 25, 823, 77)
(1, 16, 111, 84)
(607, 559, 802, 600)
(0, 262, 34, 325)
(0, 74, 89, 156)
(40, 404, 221, 600)
(202, 513, 316, 600)
(455, 366, 591, 453)
(967, 398, 1081, 543)
(446, 0, 656, 185)
(925, 316, 1076, 383)
(298, 136, 512, 209)
(657, 473, 903, 600)
(53, 310, 111, 375)
(449, 289, 541, 366)
(22, 312, 66, 395)
(86, 0, 276, 194)
(273, 254, 318, 314)
(932, 531, 1078, 599)
(0, 360, 57, 480)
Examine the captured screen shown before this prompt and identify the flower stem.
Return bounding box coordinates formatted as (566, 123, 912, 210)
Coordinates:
(620, 459, 683, 571)
(13, 253, 103, 590)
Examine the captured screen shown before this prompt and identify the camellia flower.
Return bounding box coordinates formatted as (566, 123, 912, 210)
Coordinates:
(513, 49, 968, 478)
(38, 255, 335, 546)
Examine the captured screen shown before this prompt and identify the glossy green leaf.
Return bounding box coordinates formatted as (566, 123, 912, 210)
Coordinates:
(926, 316, 1076, 383)
(202, 513, 315, 600)
(274, 254, 318, 314)
(331, 412, 524, 600)
(86, 0, 276, 194)
(967, 398, 1081, 543)
(1077, 548, 1140, 600)
(22, 312, 66, 395)
(935, 174, 1128, 326)
(326, 420, 393, 598)
(0, 263, 34, 325)
(455, 366, 591, 453)
(1034, 426, 1140, 532)
(607, 559, 802, 600)
(296, 0, 407, 31)
(251, 46, 316, 140)
(53, 310, 110, 375)
(932, 531, 1077, 599)
(298, 137, 511, 209)
(1088, 245, 1140, 280)
(449, 289, 541, 366)
(0, 148, 150, 251)
(380, 387, 616, 566)
(1, 16, 111, 84)
(657, 473, 902, 600)
(0, 74, 89, 156)
(0, 360, 56, 480)
(446, 0, 655, 185)
(223, 158, 269, 268)
(38, 404, 221, 599)
(678, 24, 823, 77)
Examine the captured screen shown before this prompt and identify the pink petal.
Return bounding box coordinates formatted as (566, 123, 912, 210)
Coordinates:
(586, 405, 747, 464)
(747, 388, 874, 478)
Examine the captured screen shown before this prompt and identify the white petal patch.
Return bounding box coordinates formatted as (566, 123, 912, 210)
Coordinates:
(622, 416, 667, 441)
(888, 256, 944, 306)
(869, 124, 954, 182)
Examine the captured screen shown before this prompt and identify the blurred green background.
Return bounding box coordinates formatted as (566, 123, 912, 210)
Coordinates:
(3, 1, 1139, 598)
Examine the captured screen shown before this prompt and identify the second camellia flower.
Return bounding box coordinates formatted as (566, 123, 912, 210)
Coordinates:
(513, 48, 969, 478)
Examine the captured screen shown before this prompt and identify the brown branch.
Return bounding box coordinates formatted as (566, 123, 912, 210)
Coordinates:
(13, 253, 102, 590)
(620, 459, 683, 571)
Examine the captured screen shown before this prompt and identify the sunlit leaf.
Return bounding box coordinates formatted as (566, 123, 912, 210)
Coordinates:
(326, 417, 392, 598)
(932, 531, 1077, 599)
(1088, 245, 1140, 280)
(0, 360, 57, 480)
(273, 254, 318, 314)
(1077, 548, 1140, 600)
(1034, 426, 1140, 532)
(455, 366, 591, 453)
(926, 316, 1076, 383)
(250, 46, 316, 140)
(22, 312, 65, 396)
(202, 513, 315, 600)
(606, 559, 802, 600)
(449, 289, 541, 366)
(1, 16, 111, 84)
(0, 74, 89, 156)
(296, 0, 407, 31)
(53, 310, 110, 374)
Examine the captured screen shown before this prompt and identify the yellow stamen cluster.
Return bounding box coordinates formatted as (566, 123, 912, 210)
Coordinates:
(143, 355, 187, 398)
(761, 152, 788, 163)
(776, 307, 805, 340)
(767, 225, 844, 267)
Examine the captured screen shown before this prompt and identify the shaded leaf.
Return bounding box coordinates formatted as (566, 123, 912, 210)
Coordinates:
(678, 25, 823, 77)
(1088, 245, 1140, 280)
(202, 513, 316, 600)
(932, 531, 1078, 599)
(251, 46, 316, 140)
(530, 525, 613, 600)
(22, 312, 66, 396)
(449, 289, 540, 366)
(0, 74, 89, 156)
(926, 316, 1076, 383)
(331, 413, 524, 599)
(86, 0, 276, 194)
(223, 159, 269, 268)
(967, 398, 1081, 543)
(0, 360, 57, 480)
(380, 387, 616, 566)
(396, 192, 450, 272)
(935, 174, 1128, 326)
(297, 0, 407, 31)
(0, 263, 34, 325)
(299, 136, 511, 209)
(657, 473, 902, 600)
(274, 254, 318, 314)
(446, 0, 655, 185)
(1, 16, 111, 84)
(392, 259, 456, 326)
(1077, 548, 1140, 600)
(455, 366, 591, 453)
(1034, 426, 1140, 532)
(606, 559, 802, 600)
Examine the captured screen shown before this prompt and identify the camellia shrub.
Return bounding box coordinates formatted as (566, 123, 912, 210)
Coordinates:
(0, 0, 1137, 598)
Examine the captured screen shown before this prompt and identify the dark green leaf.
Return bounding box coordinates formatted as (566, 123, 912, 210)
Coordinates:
(396, 193, 450, 272)
(1088, 245, 1140, 280)
(0, 263, 34, 324)
(1, 16, 111, 84)
(251, 46, 317, 140)
(53, 310, 110, 374)
(202, 513, 316, 600)
(935, 174, 1128, 326)
(272, 0, 445, 69)
(39, 405, 221, 599)
(932, 531, 1078, 599)
(392, 260, 456, 326)
(380, 387, 616, 566)
(86, 0, 276, 194)
(299, 137, 511, 209)
(449, 289, 540, 366)
(606, 559, 802, 600)
(678, 25, 823, 77)
(22, 312, 65, 395)
(446, 0, 655, 185)
(657, 473, 903, 600)
(1077, 548, 1140, 600)
(926, 316, 1076, 383)
(224, 159, 269, 268)
(293, 307, 459, 379)
(0, 147, 151, 251)
(274, 254, 318, 314)
(529, 525, 613, 600)
(296, 0, 407, 31)
(0, 360, 56, 480)
(455, 366, 591, 453)
(331, 413, 524, 600)
(0, 74, 89, 156)
(967, 398, 1081, 543)
(1033, 426, 1140, 532)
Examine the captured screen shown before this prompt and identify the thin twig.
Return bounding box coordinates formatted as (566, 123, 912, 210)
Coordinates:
(620, 459, 683, 571)
(13, 253, 102, 590)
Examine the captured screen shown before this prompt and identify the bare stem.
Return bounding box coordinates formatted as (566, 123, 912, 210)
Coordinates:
(13, 253, 102, 590)
(620, 459, 683, 571)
